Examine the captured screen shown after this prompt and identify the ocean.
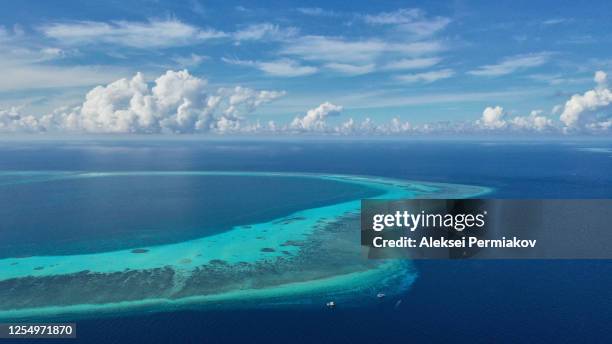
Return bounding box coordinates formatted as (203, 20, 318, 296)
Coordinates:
(0, 138, 611, 343)
(0, 173, 381, 258)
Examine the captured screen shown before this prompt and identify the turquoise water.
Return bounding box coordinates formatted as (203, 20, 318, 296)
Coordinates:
(0, 171, 488, 319)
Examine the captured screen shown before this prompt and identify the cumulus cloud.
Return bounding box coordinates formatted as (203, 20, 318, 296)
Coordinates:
(335, 117, 377, 134)
(478, 106, 554, 131)
(290, 102, 343, 131)
(560, 71, 612, 130)
(356, 118, 377, 134)
(0, 70, 284, 134)
(388, 117, 413, 133)
(478, 106, 506, 129)
(469, 53, 550, 77)
(510, 110, 554, 131)
(220, 86, 286, 117)
(594, 70, 608, 86)
(0, 106, 45, 132)
(40, 19, 226, 48)
(76, 70, 207, 132)
(337, 118, 356, 134)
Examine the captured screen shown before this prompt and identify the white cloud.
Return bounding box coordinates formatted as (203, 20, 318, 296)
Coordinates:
(469, 53, 550, 77)
(324, 63, 376, 75)
(296, 8, 338, 17)
(396, 69, 454, 83)
(0, 70, 285, 133)
(224, 9, 448, 79)
(0, 93, 601, 136)
(594, 70, 608, 86)
(290, 102, 342, 131)
(363, 8, 451, 37)
(364, 8, 423, 25)
(77, 70, 208, 132)
(0, 106, 45, 132)
(356, 117, 377, 133)
(40, 19, 226, 48)
(388, 117, 413, 133)
(509, 110, 554, 131)
(382, 57, 441, 71)
(560, 71, 612, 129)
(172, 54, 208, 68)
(223, 58, 317, 77)
(337, 118, 356, 134)
(478, 106, 506, 129)
(0, 63, 129, 92)
(335, 117, 412, 135)
(0, 29, 126, 92)
(281, 35, 444, 64)
(220, 86, 286, 117)
(249, 59, 317, 77)
(281, 36, 384, 63)
(478, 106, 554, 131)
(233, 23, 298, 42)
(528, 73, 590, 86)
(542, 18, 569, 26)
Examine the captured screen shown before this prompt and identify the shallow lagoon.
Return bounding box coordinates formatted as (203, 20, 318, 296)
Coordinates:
(0, 171, 489, 320)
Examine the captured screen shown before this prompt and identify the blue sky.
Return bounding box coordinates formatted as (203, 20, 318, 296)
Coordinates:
(0, 0, 611, 135)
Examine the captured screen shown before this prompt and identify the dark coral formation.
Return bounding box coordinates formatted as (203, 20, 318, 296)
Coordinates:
(0, 212, 402, 313)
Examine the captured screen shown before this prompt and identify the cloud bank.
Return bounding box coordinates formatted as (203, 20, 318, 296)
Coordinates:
(0, 70, 284, 133)
(1, 71, 610, 136)
(477, 107, 553, 131)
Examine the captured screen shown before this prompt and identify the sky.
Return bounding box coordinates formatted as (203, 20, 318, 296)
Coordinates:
(0, 0, 611, 135)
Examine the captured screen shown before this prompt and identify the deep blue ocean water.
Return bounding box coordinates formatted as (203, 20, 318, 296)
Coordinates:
(1, 139, 611, 343)
(0, 174, 379, 258)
